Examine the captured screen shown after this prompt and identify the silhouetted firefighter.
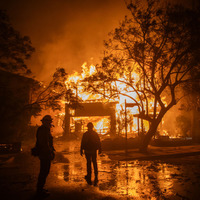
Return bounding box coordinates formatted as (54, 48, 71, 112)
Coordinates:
(80, 122, 102, 186)
(34, 115, 55, 197)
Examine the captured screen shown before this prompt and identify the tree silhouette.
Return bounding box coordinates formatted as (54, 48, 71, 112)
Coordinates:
(27, 67, 80, 116)
(0, 9, 34, 74)
(84, 0, 200, 152)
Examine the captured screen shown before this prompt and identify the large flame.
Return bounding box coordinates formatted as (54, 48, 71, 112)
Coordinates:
(64, 63, 151, 137)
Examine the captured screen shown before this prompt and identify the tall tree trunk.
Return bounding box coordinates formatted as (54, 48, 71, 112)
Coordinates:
(139, 124, 158, 152)
(139, 115, 163, 152)
(139, 104, 174, 152)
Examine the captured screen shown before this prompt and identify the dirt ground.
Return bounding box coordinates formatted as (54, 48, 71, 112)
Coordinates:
(0, 139, 200, 200)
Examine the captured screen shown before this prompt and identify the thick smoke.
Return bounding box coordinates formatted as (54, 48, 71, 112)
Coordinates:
(0, 0, 127, 81)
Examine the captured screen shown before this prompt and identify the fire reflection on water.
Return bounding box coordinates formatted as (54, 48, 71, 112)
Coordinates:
(97, 161, 175, 198)
(55, 142, 184, 199)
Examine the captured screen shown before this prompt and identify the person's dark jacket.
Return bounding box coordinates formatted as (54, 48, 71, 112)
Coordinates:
(36, 125, 55, 160)
(81, 130, 101, 154)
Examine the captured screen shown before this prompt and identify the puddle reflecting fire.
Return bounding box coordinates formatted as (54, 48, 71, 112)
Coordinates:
(55, 147, 199, 199)
(53, 141, 200, 199)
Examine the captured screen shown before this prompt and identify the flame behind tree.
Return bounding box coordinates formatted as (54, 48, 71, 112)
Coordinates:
(27, 68, 79, 114)
(83, 0, 200, 152)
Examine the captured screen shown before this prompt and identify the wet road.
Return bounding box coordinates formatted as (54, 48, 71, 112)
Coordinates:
(1, 140, 200, 199)
(53, 140, 200, 199)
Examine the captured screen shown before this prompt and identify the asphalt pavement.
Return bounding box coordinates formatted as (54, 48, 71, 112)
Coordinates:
(1, 140, 200, 200)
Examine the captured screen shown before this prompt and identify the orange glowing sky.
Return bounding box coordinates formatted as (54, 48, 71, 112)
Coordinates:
(0, 0, 128, 81)
(0, 0, 196, 81)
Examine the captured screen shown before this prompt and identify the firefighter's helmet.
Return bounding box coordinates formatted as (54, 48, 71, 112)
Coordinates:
(41, 115, 53, 123)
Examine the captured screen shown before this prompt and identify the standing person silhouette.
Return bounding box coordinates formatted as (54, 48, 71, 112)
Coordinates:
(80, 122, 102, 186)
(36, 115, 55, 197)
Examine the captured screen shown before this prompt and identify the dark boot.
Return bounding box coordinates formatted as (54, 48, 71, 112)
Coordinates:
(94, 176, 98, 186)
(36, 189, 50, 198)
(84, 175, 92, 185)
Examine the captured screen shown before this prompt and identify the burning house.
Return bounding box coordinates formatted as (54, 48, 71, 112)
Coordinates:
(62, 63, 148, 139)
(64, 102, 117, 138)
(61, 63, 200, 142)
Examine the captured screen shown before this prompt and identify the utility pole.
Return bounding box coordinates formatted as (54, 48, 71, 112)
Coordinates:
(125, 99, 128, 155)
(124, 101, 138, 155)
